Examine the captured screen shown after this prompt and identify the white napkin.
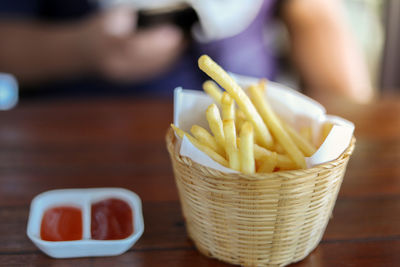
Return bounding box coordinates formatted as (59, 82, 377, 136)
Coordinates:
(173, 74, 354, 173)
(97, 0, 263, 41)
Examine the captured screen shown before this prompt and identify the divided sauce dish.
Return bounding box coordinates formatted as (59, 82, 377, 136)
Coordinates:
(27, 188, 144, 258)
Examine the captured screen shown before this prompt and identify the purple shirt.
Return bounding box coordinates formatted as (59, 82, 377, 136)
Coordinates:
(197, 0, 277, 79)
(171, 0, 278, 96)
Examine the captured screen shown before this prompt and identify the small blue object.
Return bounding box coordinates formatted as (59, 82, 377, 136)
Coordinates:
(0, 73, 18, 110)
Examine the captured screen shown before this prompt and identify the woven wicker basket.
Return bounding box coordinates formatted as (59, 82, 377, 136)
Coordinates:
(166, 128, 355, 267)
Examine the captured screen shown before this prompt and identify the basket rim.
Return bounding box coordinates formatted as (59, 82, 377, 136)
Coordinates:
(166, 127, 356, 180)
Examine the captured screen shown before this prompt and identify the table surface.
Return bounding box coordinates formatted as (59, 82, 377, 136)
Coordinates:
(0, 93, 399, 267)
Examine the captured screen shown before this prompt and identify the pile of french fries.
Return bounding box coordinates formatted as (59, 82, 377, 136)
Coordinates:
(172, 55, 330, 174)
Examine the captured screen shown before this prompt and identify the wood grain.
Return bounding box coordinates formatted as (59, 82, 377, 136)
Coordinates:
(0, 94, 399, 266)
(2, 240, 400, 267)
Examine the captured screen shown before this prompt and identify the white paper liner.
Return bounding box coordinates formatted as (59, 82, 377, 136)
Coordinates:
(173, 74, 354, 173)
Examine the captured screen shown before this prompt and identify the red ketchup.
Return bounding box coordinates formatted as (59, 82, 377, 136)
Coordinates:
(40, 206, 83, 241)
(91, 198, 133, 240)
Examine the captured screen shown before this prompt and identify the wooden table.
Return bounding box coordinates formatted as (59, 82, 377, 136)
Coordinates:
(1, 93, 399, 266)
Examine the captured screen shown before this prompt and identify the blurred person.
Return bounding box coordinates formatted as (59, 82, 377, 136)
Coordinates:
(199, 0, 374, 103)
(0, 0, 373, 103)
(0, 2, 192, 97)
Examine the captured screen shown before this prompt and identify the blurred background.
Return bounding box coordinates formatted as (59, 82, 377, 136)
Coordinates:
(0, 0, 396, 105)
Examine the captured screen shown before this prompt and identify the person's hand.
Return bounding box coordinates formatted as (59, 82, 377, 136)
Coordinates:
(80, 8, 186, 82)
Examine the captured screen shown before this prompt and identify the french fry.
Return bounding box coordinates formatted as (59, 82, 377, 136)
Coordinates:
(203, 78, 245, 135)
(254, 144, 297, 170)
(191, 125, 225, 156)
(175, 55, 320, 172)
(235, 109, 246, 134)
(221, 92, 235, 120)
(223, 119, 240, 171)
(206, 104, 225, 151)
(281, 121, 316, 157)
(248, 84, 306, 169)
(274, 143, 285, 154)
(300, 126, 313, 144)
(203, 80, 223, 106)
(239, 122, 255, 174)
(171, 124, 228, 167)
(198, 55, 274, 149)
(171, 124, 187, 140)
(320, 122, 333, 146)
(257, 152, 277, 173)
(258, 78, 267, 93)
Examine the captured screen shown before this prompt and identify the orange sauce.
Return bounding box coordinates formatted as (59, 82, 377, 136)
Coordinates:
(40, 206, 82, 241)
(91, 198, 133, 240)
